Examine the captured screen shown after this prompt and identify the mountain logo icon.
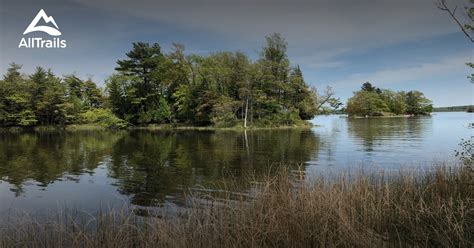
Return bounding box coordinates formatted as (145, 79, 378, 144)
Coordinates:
(23, 9, 61, 36)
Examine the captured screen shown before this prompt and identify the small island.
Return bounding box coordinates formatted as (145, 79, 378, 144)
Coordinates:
(345, 82, 433, 117)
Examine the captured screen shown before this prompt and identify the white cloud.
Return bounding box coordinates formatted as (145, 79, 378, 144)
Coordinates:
(292, 48, 351, 69)
(331, 52, 472, 87)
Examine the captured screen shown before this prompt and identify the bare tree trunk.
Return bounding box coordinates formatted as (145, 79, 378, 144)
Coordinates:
(244, 97, 249, 128)
(244, 129, 249, 156)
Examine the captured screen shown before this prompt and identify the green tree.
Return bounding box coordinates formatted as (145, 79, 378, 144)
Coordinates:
(29, 67, 72, 125)
(1, 64, 105, 126)
(106, 74, 132, 119)
(3, 63, 22, 82)
(361, 82, 376, 92)
(346, 90, 389, 117)
(380, 90, 406, 115)
(115, 42, 172, 124)
(0, 63, 36, 126)
(258, 33, 290, 107)
(83, 79, 103, 109)
(405, 91, 433, 115)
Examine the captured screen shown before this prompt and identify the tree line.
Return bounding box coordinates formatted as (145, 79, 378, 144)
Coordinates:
(346, 82, 433, 117)
(433, 105, 474, 113)
(0, 63, 124, 127)
(0, 33, 340, 128)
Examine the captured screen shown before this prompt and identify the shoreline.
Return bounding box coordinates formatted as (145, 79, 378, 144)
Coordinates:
(0, 122, 314, 132)
(346, 114, 431, 119)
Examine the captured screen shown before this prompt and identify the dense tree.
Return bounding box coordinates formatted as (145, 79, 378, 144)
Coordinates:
(346, 90, 389, 117)
(2, 34, 343, 128)
(105, 74, 132, 119)
(347, 83, 432, 117)
(107, 34, 339, 127)
(0, 63, 43, 126)
(34, 71, 67, 125)
(115, 42, 170, 124)
(83, 79, 104, 109)
(380, 90, 407, 115)
(0, 64, 105, 127)
(405, 90, 433, 115)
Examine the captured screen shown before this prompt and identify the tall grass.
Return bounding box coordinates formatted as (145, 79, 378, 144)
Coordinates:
(0, 166, 472, 247)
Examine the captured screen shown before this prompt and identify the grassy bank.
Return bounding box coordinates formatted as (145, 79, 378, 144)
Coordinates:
(133, 121, 313, 130)
(0, 165, 472, 247)
(0, 124, 107, 132)
(0, 121, 313, 132)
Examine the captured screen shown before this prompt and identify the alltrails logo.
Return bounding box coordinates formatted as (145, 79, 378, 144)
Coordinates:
(19, 9, 67, 48)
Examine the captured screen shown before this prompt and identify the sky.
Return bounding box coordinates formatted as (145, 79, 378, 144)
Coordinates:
(0, 0, 473, 107)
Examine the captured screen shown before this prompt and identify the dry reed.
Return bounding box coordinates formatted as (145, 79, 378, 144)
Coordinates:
(0, 165, 472, 247)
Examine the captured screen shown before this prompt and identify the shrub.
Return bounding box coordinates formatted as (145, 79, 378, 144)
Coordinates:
(17, 110, 37, 126)
(210, 96, 239, 127)
(80, 108, 127, 129)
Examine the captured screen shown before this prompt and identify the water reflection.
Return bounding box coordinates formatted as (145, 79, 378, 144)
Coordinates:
(346, 117, 431, 152)
(0, 131, 123, 195)
(1, 112, 471, 213)
(0, 129, 319, 207)
(108, 130, 319, 206)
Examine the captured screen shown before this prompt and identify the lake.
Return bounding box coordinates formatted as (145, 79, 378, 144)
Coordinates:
(0, 112, 472, 214)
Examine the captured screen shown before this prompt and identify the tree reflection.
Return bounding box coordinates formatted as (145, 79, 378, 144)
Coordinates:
(107, 129, 320, 206)
(0, 131, 124, 195)
(0, 129, 319, 205)
(347, 117, 430, 152)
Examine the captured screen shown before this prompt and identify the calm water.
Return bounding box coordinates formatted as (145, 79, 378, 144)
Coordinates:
(0, 112, 472, 214)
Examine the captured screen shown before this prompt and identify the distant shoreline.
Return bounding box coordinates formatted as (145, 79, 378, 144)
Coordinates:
(433, 105, 474, 112)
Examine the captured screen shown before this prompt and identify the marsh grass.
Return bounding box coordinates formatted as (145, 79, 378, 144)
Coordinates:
(0, 166, 472, 247)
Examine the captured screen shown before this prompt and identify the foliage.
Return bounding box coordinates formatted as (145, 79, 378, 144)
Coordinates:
(380, 89, 406, 115)
(106, 34, 339, 127)
(455, 137, 473, 167)
(80, 108, 127, 129)
(346, 90, 389, 116)
(0, 63, 104, 127)
(2, 34, 341, 128)
(210, 95, 239, 127)
(405, 90, 433, 115)
(346, 82, 432, 117)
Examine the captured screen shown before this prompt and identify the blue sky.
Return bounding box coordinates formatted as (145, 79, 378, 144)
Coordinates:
(1, 0, 472, 107)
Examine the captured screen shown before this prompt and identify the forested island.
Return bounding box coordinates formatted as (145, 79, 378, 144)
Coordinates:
(0, 34, 341, 129)
(346, 82, 433, 117)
